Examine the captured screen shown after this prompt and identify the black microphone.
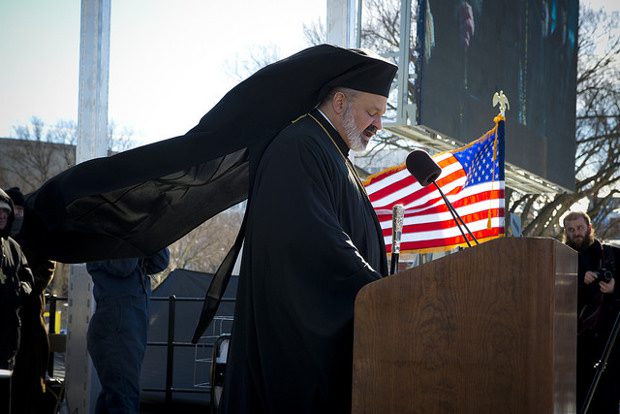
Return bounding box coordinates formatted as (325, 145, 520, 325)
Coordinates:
(405, 150, 442, 186)
(405, 150, 478, 247)
(390, 204, 404, 275)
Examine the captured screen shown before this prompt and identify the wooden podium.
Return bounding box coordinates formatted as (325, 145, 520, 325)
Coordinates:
(352, 237, 578, 414)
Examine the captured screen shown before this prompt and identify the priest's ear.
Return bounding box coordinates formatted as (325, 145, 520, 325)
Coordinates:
(331, 91, 347, 114)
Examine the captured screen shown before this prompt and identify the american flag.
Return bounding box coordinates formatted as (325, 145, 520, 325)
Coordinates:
(364, 116, 505, 253)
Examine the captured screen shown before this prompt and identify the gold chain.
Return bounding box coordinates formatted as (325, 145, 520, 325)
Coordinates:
(308, 113, 369, 197)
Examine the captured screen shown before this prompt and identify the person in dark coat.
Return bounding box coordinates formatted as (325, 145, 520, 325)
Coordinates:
(220, 60, 396, 413)
(563, 211, 620, 414)
(0, 189, 34, 412)
(6, 186, 56, 414)
(86, 248, 169, 414)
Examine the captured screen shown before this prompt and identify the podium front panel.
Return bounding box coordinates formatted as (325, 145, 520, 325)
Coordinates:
(352, 237, 577, 414)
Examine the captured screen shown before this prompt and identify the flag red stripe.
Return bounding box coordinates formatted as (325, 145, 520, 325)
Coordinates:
(381, 208, 505, 236)
(365, 154, 457, 189)
(400, 227, 504, 250)
(377, 189, 505, 221)
(367, 155, 460, 202)
(416, 188, 504, 212)
(369, 168, 467, 208)
(385, 227, 505, 253)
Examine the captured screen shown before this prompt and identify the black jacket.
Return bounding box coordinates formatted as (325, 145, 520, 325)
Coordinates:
(576, 239, 620, 337)
(0, 189, 34, 366)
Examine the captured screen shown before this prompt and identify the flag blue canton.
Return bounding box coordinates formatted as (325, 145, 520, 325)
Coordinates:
(452, 128, 504, 188)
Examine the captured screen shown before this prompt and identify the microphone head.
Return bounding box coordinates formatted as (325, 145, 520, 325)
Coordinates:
(391, 204, 404, 253)
(391, 204, 404, 232)
(405, 150, 442, 187)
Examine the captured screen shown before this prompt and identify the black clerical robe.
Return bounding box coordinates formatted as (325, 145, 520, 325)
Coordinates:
(220, 110, 387, 414)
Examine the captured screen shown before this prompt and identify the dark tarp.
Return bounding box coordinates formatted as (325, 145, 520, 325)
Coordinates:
(21, 44, 396, 264)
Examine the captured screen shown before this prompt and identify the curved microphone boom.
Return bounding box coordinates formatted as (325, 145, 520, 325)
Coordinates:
(405, 150, 479, 247)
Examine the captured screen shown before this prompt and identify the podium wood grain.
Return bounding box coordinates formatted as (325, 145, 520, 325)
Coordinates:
(352, 237, 577, 414)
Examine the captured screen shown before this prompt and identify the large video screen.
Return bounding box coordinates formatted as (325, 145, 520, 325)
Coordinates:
(417, 0, 578, 190)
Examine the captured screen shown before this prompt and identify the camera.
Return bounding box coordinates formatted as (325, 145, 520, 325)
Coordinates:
(594, 267, 614, 283)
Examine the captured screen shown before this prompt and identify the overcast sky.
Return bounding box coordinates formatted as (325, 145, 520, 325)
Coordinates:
(0, 0, 618, 145)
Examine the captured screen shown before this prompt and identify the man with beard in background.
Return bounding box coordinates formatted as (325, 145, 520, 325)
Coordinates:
(563, 211, 620, 413)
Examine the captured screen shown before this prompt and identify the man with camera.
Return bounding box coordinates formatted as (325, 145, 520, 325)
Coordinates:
(563, 211, 620, 413)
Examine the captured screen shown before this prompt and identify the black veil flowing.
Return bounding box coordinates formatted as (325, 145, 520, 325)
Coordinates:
(22, 44, 397, 340)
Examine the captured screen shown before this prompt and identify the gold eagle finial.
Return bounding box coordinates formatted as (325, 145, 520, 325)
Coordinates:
(492, 90, 510, 117)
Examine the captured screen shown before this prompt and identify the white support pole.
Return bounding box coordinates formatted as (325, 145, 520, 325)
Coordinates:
(76, 0, 111, 163)
(326, 0, 358, 47)
(396, 0, 413, 124)
(65, 265, 101, 413)
(65, 0, 110, 412)
(326, 0, 360, 164)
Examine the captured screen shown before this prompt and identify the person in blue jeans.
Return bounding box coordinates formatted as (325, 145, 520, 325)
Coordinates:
(86, 248, 169, 414)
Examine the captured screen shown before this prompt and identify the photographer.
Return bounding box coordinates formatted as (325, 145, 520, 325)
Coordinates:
(563, 211, 620, 413)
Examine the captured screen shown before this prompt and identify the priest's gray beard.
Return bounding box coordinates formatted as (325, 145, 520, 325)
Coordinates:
(342, 104, 367, 152)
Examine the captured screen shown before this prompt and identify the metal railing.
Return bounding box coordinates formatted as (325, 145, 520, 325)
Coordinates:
(142, 295, 235, 404)
(46, 294, 235, 405)
(46, 294, 68, 378)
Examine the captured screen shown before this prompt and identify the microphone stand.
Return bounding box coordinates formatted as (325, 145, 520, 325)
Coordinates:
(390, 251, 399, 275)
(390, 204, 404, 275)
(432, 181, 478, 247)
(581, 309, 620, 414)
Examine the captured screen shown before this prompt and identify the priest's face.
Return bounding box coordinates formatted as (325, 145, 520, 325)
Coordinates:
(341, 92, 387, 151)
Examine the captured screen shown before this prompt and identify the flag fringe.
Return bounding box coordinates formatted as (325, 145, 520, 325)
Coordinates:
(400, 234, 505, 254)
(363, 163, 406, 186)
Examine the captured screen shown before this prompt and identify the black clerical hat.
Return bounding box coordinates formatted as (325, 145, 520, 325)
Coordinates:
(319, 48, 397, 99)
